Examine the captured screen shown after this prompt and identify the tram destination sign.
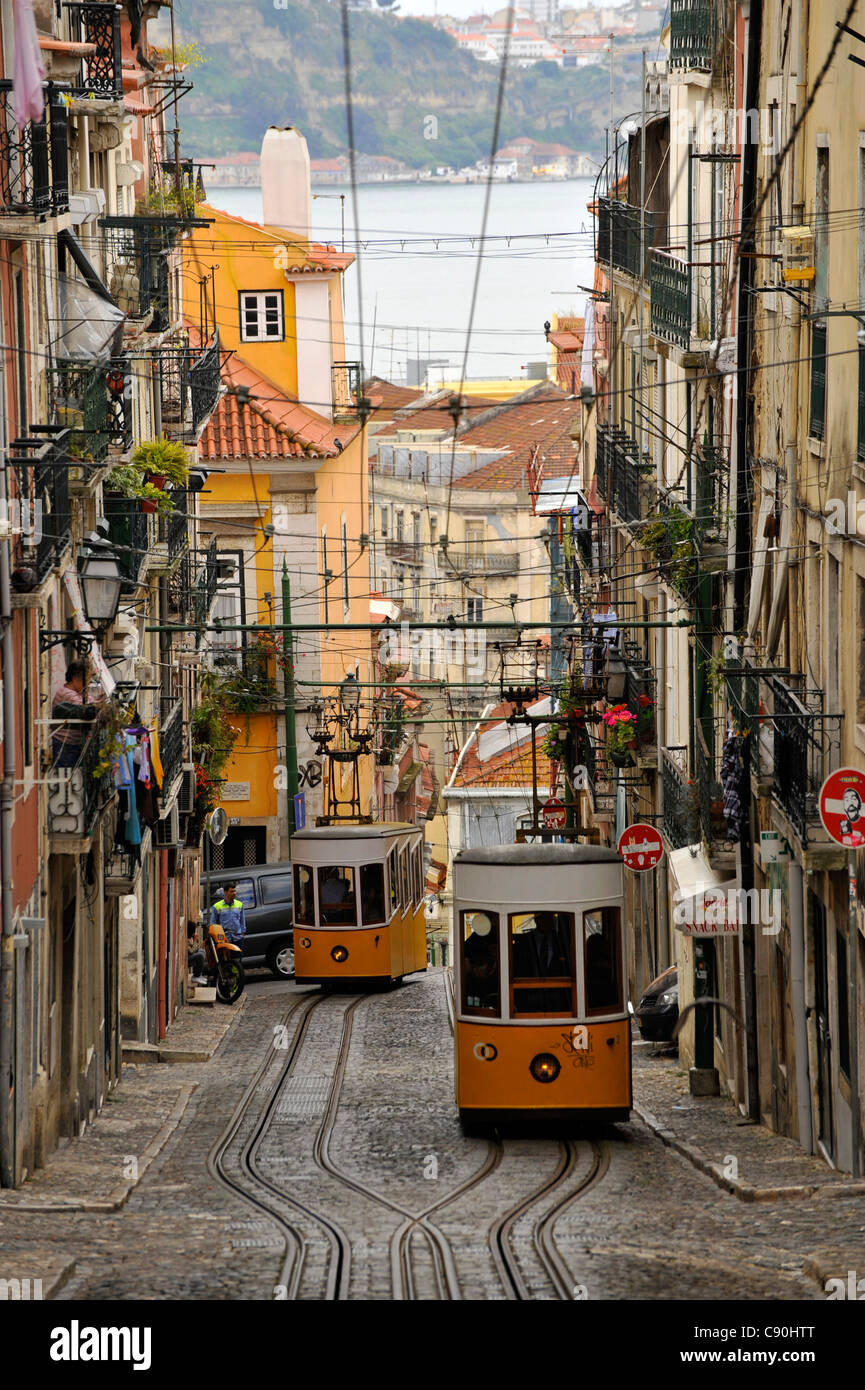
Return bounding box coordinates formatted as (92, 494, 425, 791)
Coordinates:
(618, 823, 664, 872)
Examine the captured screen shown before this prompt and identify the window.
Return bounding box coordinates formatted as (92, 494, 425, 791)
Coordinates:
(465, 523, 484, 560)
(583, 907, 623, 1014)
(387, 847, 399, 916)
(318, 865, 357, 925)
(461, 910, 500, 1016)
(260, 874, 293, 905)
(293, 866, 315, 924)
(413, 842, 423, 906)
(399, 847, 410, 910)
(510, 912, 576, 1016)
(212, 877, 255, 908)
(429, 515, 438, 546)
(212, 551, 244, 669)
(360, 863, 386, 925)
(810, 145, 829, 440)
(239, 290, 284, 342)
(395, 510, 404, 543)
(467, 597, 483, 622)
(858, 578, 865, 724)
(380, 505, 389, 538)
(412, 512, 421, 546)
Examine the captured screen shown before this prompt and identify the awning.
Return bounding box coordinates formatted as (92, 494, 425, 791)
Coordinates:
(534, 475, 584, 514)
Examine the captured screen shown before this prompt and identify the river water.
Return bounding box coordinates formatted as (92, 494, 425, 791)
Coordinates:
(206, 178, 597, 383)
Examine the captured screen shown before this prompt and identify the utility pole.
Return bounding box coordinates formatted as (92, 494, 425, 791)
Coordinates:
(282, 562, 299, 841)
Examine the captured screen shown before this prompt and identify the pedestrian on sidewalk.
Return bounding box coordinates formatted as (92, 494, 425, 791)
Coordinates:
(210, 882, 246, 944)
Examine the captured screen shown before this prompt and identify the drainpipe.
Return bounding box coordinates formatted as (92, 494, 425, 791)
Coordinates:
(789, 860, 813, 1153)
(0, 455, 17, 1187)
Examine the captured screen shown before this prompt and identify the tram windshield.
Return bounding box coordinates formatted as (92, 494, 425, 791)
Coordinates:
(584, 908, 622, 1014)
(293, 865, 315, 925)
(360, 863, 386, 925)
(318, 865, 357, 925)
(461, 911, 500, 1016)
(510, 912, 576, 1016)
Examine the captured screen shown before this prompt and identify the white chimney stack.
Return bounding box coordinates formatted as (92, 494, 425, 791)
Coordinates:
(260, 126, 311, 240)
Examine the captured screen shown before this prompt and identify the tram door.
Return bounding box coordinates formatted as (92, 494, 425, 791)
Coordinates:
(812, 896, 834, 1160)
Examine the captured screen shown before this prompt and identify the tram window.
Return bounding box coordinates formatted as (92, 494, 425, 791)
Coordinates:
(412, 843, 422, 905)
(360, 863, 386, 925)
(461, 911, 500, 1016)
(387, 848, 399, 916)
(293, 865, 315, 925)
(583, 908, 623, 1014)
(509, 912, 576, 1016)
(318, 865, 357, 925)
(399, 848, 409, 911)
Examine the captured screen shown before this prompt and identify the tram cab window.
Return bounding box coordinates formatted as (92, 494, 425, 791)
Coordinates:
(387, 848, 399, 916)
(461, 911, 500, 1016)
(583, 908, 622, 1014)
(293, 865, 315, 925)
(510, 912, 576, 1016)
(318, 866, 357, 925)
(360, 862, 386, 925)
(399, 847, 410, 911)
(412, 842, 423, 905)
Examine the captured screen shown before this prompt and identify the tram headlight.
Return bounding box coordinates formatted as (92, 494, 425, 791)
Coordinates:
(331, 945, 349, 963)
(529, 1053, 560, 1084)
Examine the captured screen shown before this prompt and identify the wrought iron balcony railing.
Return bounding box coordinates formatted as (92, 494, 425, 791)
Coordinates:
(193, 537, 219, 645)
(650, 249, 691, 348)
(35, 444, 72, 582)
(670, 0, 717, 71)
(662, 746, 696, 849)
(332, 361, 362, 421)
(596, 423, 654, 526)
(0, 82, 69, 217)
(47, 726, 115, 839)
(447, 543, 519, 575)
(625, 656, 656, 747)
(769, 676, 842, 844)
(695, 722, 737, 857)
(160, 489, 189, 566)
(65, 2, 123, 99)
(104, 493, 149, 588)
(385, 539, 425, 563)
(596, 197, 656, 281)
(190, 331, 221, 434)
(49, 359, 132, 462)
(160, 699, 184, 796)
(100, 216, 176, 326)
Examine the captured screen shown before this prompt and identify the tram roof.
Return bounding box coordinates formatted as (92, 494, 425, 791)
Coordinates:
(455, 844, 622, 866)
(291, 822, 418, 840)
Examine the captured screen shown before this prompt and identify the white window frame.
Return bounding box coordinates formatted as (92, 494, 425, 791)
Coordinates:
(239, 290, 284, 342)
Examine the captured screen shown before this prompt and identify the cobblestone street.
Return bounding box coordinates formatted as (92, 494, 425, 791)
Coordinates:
(2, 968, 863, 1302)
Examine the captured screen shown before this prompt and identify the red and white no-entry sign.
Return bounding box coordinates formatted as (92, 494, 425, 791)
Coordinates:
(819, 768, 865, 847)
(618, 822, 665, 871)
(541, 797, 567, 830)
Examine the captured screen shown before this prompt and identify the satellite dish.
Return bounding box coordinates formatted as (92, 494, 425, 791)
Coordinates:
(207, 808, 228, 846)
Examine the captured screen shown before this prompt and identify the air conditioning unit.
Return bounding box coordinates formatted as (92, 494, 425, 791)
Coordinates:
(155, 805, 181, 848)
(178, 766, 196, 817)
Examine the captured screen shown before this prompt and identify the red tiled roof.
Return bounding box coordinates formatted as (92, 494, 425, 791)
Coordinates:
(199, 356, 356, 461)
(365, 379, 498, 433)
(453, 715, 556, 791)
(548, 329, 583, 352)
(454, 390, 581, 491)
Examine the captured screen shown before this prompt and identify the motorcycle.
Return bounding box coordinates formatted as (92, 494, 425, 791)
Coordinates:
(204, 920, 245, 1004)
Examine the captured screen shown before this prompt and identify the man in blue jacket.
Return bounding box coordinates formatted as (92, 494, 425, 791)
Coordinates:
(210, 881, 247, 944)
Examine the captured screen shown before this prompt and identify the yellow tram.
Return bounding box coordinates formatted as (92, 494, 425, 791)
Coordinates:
(292, 823, 427, 987)
(453, 843, 631, 1124)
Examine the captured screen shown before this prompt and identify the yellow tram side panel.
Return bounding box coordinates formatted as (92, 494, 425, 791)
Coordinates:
(455, 1018, 632, 1114)
(295, 904, 426, 983)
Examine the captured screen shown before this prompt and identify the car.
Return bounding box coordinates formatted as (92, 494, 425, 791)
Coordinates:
(202, 863, 294, 980)
(635, 965, 679, 1042)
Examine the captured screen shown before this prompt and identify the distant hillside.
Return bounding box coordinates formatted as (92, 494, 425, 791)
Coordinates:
(172, 0, 643, 169)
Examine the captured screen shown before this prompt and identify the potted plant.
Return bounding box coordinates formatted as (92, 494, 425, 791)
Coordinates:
(637, 693, 655, 745)
(138, 482, 175, 516)
(602, 703, 637, 767)
(132, 436, 190, 489)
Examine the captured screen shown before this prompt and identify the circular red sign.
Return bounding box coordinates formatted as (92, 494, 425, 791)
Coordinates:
(819, 767, 865, 847)
(541, 797, 567, 830)
(618, 822, 665, 872)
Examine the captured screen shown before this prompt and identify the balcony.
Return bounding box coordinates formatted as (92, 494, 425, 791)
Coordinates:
(101, 217, 176, 327)
(47, 727, 115, 844)
(65, 2, 123, 99)
(662, 746, 697, 849)
(35, 444, 72, 583)
(695, 723, 737, 868)
(0, 82, 69, 218)
(159, 699, 184, 805)
(160, 331, 222, 442)
(385, 538, 424, 563)
(448, 543, 519, 575)
(147, 489, 188, 576)
(769, 676, 842, 848)
(104, 494, 149, 589)
(596, 424, 654, 527)
(624, 655, 656, 757)
(48, 360, 132, 467)
(193, 538, 219, 645)
(190, 332, 222, 434)
(650, 250, 691, 349)
(332, 361, 362, 422)
(670, 0, 717, 72)
(596, 198, 656, 281)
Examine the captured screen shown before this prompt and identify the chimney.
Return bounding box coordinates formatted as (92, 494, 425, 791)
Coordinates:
(260, 126, 311, 240)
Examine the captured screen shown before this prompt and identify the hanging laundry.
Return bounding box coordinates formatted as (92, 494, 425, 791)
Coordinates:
(12, 0, 45, 127)
(720, 731, 745, 840)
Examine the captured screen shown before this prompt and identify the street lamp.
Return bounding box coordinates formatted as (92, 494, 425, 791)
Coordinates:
(340, 671, 361, 717)
(79, 546, 123, 635)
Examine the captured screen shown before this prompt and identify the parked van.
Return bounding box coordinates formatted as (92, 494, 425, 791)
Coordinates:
(202, 863, 294, 979)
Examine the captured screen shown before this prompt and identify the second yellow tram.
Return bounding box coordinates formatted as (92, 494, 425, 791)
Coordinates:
(453, 843, 631, 1124)
(292, 823, 427, 987)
